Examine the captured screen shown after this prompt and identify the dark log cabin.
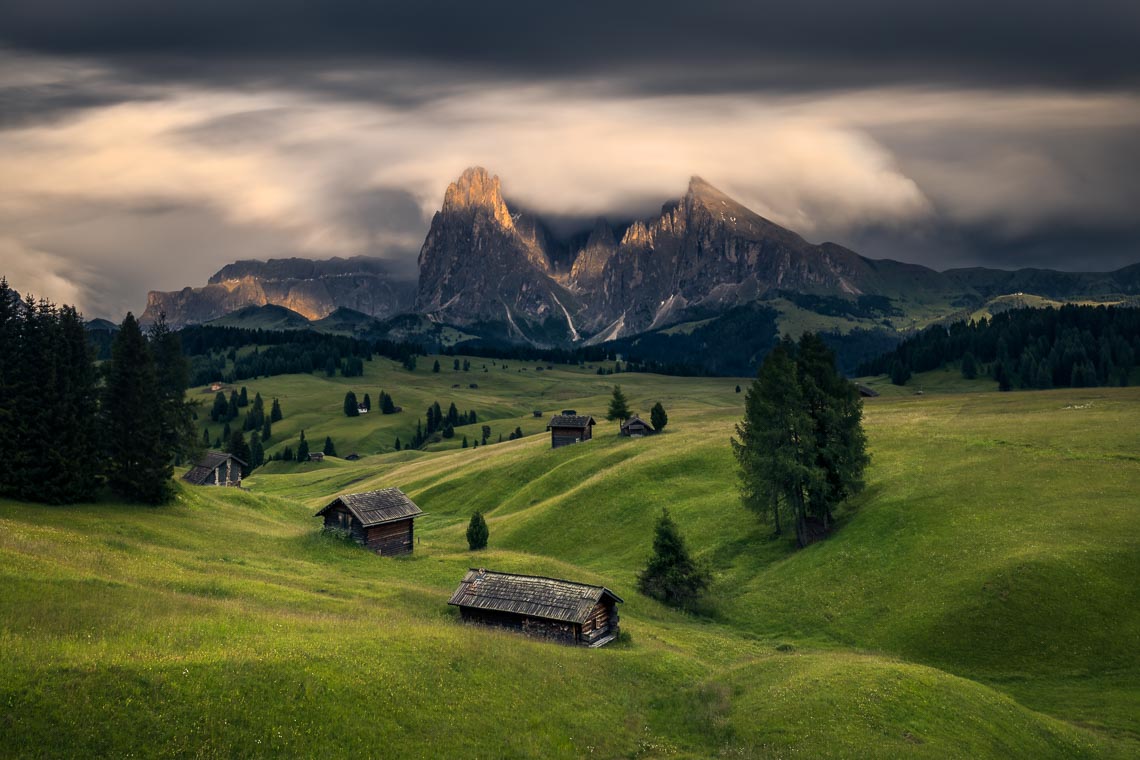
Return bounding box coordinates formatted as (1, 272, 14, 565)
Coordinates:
(182, 451, 246, 487)
(619, 415, 654, 437)
(448, 569, 623, 647)
(546, 411, 596, 449)
(314, 487, 424, 556)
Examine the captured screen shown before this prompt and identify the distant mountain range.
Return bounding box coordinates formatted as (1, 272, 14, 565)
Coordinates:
(141, 166, 1140, 370)
(142, 257, 416, 328)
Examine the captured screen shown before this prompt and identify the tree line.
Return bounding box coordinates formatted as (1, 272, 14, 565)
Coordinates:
(858, 305, 1140, 390)
(0, 280, 197, 505)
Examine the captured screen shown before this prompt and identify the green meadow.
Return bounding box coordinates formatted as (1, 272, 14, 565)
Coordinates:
(1, 356, 1138, 757)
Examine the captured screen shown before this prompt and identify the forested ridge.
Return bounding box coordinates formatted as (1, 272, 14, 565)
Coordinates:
(859, 305, 1140, 389)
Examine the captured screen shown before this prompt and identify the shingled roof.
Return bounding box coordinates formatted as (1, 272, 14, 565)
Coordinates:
(447, 569, 623, 625)
(547, 414, 596, 429)
(621, 415, 653, 431)
(314, 487, 424, 527)
(182, 451, 247, 485)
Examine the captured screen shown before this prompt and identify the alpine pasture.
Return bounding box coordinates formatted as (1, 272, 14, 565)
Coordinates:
(1, 356, 1138, 758)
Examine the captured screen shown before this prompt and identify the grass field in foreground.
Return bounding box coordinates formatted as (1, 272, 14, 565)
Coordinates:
(1, 360, 1138, 757)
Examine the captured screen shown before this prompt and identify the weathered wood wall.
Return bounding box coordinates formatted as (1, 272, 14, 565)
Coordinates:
(459, 608, 580, 644)
(551, 426, 590, 448)
(364, 519, 414, 556)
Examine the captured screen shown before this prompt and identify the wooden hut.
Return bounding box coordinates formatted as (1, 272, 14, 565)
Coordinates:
(448, 569, 623, 647)
(856, 384, 880, 398)
(314, 487, 424, 555)
(308, 452, 325, 462)
(182, 451, 246, 487)
(619, 415, 654, 437)
(546, 410, 596, 449)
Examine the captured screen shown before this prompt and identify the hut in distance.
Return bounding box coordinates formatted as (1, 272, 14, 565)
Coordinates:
(448, 569, 622, 647)
(546, 410, 596, 449)
(620, 415, 654, 437)
(315, 487, 424, 555)
(182, 451, 246, 487)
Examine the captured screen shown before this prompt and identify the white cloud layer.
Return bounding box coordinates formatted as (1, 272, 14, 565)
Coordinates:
(1, 58, 1138, 317)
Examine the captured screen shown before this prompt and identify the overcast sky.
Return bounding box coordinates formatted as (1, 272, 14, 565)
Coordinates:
(1, 1, 1138, 318)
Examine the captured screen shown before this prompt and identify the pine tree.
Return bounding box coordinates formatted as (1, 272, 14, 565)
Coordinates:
(362, 393, 371, 412)
(637, 508, 710, 608)
(462, 436, 468, 448)
(650, 401, 668, 432)
(150, 313, 199, 467)
(226, 431, 251, 466)
(297, 432, 310, 462)
(222, 421, 231, 442)
(380, 390, 395, 414)
(262, 418, 272, 441)
(227, 390, 240, 421)
(270, 397, 283, 422)
(890, 360, 911, 386)
(249, 431, 265, 469)
(323, 436, 337, 457)
(453, 358, 460, 371)
(481, 425, 491, 445)
(447, 402, 459, 426)
(394, 437, 401, 451)
(466, 511, 489, 550)
(344, 391, 359, 417)
(103, 313, 171, 504)
(432, 359, 441, 373)
(53, 305, 101, 502)
(211, 391, 228, 422)
(0, 278, 16, 496)
(282, 445, 294, 462)
(238, 386, 249, 407)
(961, 351, 978, 380)
(202, 428, 211, 446)
(607, 385, 631, 424)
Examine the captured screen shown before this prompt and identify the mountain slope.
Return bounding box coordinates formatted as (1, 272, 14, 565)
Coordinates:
(415, 167, 585, 343)
(142, 256, 416, 328)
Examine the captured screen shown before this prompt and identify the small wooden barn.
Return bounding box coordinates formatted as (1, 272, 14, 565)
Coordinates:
(308, 452, 325, 462)
(856, 384, 880, 398)
(546, 411, 596, 449)
(620, 415, 654, 437)
(314, 487, 424, 555)
(182, 451, 246, 487)
(448, 569, 623, 647)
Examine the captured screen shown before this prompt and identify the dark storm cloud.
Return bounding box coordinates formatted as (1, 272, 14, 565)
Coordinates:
(0, 1, 1137, 95)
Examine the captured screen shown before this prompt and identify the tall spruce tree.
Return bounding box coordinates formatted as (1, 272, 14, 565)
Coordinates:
(606, 385, 631, 425)
(52, 305, 102, 502)
(0, 279, 16, 496)
(149, 313, 199, 468)
(650, 401, 668, 432)
(344, 391, 359, 417)
(637, 508, 710, 608)
(323, 436, 337, 457)
(270, 397, 283, 422)
(103, 313, 171, 504)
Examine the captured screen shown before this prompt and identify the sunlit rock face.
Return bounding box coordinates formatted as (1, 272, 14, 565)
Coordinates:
(415, 167, 584, 342)
(141, 257, 416, 327)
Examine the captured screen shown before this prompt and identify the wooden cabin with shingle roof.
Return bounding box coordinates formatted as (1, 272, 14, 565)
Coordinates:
(620, 415, 654, 437)
(448, 569, 623, 647)
(314, 487, 424, 555)
(182, 451, 246, 487)
(546, 410, 596, 449)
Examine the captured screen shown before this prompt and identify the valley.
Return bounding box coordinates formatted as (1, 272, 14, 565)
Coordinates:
(2, 356, 1138, 757)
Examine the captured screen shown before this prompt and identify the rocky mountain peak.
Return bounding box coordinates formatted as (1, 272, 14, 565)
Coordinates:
(442, 166, 514, 230)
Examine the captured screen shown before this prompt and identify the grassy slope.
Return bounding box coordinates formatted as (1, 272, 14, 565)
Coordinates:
(2, 359, 1138, 757)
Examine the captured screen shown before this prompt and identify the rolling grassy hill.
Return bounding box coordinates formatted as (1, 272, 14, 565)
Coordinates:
(1, 357, 1138, 757)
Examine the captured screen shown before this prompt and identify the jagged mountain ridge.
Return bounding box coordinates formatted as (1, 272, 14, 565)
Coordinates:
(416, 168, 975, 342)
(139, 167, 1140, 347)
(142, 256, 416, 328)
